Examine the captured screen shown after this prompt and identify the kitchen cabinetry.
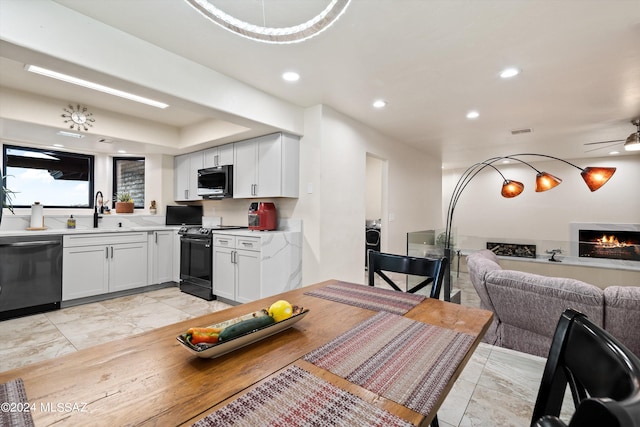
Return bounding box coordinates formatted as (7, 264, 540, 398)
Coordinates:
(63, 233, 148, 301)
(203, 144, 234, 167)
(174, 151, 203, 201)
(148, 230, 174, 285)
(212, 234, 260, 304)
(233, 133, 299, 198)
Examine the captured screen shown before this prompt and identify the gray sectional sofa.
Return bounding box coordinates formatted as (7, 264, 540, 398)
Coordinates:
(467, 249, 640, 358)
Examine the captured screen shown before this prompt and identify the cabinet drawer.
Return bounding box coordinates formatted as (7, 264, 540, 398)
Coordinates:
(64, 232, 147, 247)
(236, 237, 260, 251)
(213, 235, 236, 247)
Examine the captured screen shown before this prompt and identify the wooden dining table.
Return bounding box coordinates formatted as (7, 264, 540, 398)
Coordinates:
(0, 280, 492, 426)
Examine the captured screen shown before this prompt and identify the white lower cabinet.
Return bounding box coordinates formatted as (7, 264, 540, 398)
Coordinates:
(212, 234, 260, 303)
(63, 233, 148, 301)
(149, 230, 174, 285)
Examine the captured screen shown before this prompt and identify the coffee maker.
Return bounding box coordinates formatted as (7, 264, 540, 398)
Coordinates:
(248, 202, 277, 231)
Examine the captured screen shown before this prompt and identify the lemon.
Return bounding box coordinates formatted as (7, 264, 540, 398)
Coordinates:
(268, 300, 293, 322)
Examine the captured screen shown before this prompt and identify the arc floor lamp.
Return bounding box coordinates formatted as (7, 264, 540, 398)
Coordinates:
(442, 153, 616, 301)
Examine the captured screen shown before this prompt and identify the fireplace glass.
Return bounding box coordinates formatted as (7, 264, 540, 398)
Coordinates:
(578, 230, 640, 261)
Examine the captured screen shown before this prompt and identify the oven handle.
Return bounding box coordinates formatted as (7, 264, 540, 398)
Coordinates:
(0, 240, 61, 248)
(180, 237, 211, 243)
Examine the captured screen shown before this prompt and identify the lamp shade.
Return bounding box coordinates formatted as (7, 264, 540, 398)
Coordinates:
(535, 172, 562, 192)
(581, 167, 616, 191)
(501, 180, 524, 198)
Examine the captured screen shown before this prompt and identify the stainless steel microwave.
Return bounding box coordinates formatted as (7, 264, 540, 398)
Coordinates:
(197, 165, 233, 199)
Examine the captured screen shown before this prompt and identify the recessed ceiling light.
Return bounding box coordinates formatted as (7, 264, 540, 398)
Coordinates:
(53, 144, 64, 147)
(118, 150, 127, 154)
(500, 67, 520, 78)
(502, 160, 511, 164)
(26, 65, 169, 109)
(282, 72, 300, 82)
(466, 110, 479, 119)
(609, 151, 620, 155)
(56, 130, 84, 138)
(373, 99, 387, 108)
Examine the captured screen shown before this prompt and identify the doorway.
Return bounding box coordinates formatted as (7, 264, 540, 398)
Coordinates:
(365, 154, 386, 267)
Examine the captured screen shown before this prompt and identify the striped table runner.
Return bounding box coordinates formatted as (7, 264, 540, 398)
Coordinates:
(0, 378, 35, 427)
(191, 365, 413, 427)
(304, 281, 425, 315)
(303, 312, 475, 417)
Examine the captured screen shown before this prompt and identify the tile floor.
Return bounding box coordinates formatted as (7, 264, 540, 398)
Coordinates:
(0, 274, 564, 426)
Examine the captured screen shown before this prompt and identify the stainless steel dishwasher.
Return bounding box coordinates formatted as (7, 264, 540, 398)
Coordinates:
(0, 234, 63, 320)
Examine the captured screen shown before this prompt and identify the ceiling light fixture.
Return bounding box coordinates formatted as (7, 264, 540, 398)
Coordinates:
(185, 0, 351, 44)
(56, 130, 85, 139)
(25, 65, 169, 109)
(372, 100, 387, 109)
(624, 119, 640, 152)
(500, 67, 520, 78)
(466, 111, 479, 119)
(282, 72, 300, 82)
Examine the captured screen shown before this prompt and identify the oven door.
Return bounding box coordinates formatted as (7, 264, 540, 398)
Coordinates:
(180, 236, 212, 287)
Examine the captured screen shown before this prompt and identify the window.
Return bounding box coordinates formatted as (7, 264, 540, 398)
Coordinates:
(113, 157, 145, 208)
(2, 145, 94, 208)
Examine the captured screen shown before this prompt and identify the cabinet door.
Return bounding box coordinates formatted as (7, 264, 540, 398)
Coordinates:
(174, 154, 190, 201)
(152, 231, 174, 284)
(109, 242, 148, 292)
(233, 139, 257, 198)
(212, 246, 236, 300)
(256, 134, 282, 197)
(188, 152, 203, 200)
(235, 249, 261, 304)
(62, 245, 109, 300)
(203, 147, 218, 168)
(217, 144, 234, 166)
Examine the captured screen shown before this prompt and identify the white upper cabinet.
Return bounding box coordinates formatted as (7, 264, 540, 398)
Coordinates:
(174, 151, 203, 201)
(203, 144, 234, 168)
(233, 133, 299, 198)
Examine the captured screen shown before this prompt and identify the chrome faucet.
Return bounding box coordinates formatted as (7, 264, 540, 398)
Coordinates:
(93, 191, 103, 228)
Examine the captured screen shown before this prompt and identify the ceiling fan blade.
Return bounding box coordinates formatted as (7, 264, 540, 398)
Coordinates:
(583, 141, 623, 153)
(583, 139, 625, 146)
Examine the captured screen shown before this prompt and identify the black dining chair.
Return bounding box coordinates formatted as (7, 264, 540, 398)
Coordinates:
(531, 308, 640, 427)
(368, 250, 448, 298)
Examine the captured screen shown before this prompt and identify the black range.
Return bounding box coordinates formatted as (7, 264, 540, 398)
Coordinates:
(178, 225, 246, 300)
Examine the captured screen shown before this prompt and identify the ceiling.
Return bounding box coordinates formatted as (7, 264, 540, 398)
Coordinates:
(1, 0, 639, 168)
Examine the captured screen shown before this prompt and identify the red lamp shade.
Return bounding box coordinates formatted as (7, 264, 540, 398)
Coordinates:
(535, 172, 562, 192)
(501, 180, 524, 198)
(581, 167, 616, 191)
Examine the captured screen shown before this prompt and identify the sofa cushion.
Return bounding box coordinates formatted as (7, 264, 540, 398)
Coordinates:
(604, 286, 640, 357)
(466, 250, 502, 313)
(485, 270, 604, 357)
(466, 250, 503, 345)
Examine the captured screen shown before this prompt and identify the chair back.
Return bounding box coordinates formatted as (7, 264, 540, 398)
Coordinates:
(531, 308, 640, 427)
(367, 251, 448, 298)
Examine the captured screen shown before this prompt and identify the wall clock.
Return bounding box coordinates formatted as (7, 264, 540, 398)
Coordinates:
(61, 104, 95, 131)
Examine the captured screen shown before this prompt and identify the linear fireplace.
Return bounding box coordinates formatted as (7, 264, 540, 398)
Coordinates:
(579, 230, 640, 261)
(570, 223, 640, 263)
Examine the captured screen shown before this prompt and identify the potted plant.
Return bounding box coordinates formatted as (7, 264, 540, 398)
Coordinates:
(115, 191, 135, 214)
(1, 173, 16, 225)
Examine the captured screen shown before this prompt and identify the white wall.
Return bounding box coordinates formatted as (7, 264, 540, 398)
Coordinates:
(442, 154, 640, 254)
(290, 105, 442, 285)
(366, 155, 383, 220)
